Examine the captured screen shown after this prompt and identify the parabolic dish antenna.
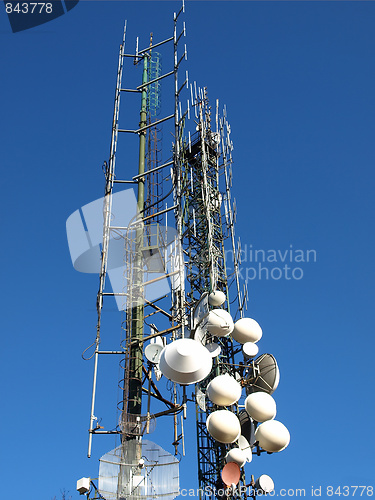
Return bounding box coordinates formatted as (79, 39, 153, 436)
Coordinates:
(225, 447, 246, 468)
(159, 338, 212, 385)
(99, 439, 179, 500)
(206, 374, 242, 406)
(221, 462, 241, 487)
(206, 309, 234, 337)
(206, 410, 241, 444)
(255, 474, 275, 494)
(238, 409, 256, 447)
(254, 419, 290, 453)
(243, 342, 259, 359)
(193, 324, 207, 345)
(246, 353, 280, 395)
(245, 392, 277, 423)
(192, 292, 209, 329)
(196, 387, 206, 412)
(238, 435, 252, 463)
(231, 317, 262, 344)
(208, 290, 226, 307)
(145, 343, 163, 364)
(205, 342, 221, 358)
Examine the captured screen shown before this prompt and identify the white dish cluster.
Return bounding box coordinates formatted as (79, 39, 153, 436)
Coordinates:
(205, 375, 289, 454)
(153, 290, 290, 463)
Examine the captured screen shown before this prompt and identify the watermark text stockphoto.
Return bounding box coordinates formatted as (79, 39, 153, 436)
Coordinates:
(226, 244, 317, 282)
(178, 485, 373, 497)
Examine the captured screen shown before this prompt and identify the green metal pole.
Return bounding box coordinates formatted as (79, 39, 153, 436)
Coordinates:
(128, 54, 148, 416)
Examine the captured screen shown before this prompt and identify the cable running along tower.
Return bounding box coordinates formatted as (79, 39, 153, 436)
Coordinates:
(73, 3, 290, 500)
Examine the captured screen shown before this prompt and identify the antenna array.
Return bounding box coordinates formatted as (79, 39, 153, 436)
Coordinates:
(73, 3, 289, 499)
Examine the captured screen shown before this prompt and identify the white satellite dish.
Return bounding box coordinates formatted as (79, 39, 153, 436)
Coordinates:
(206, 309, 234, 337)
(245, 392, 276, 423)
(194, 324, 207, 345)
(145, 343, 163, 364)
(238, 435, 252, 463)
(206, 410, 241, 444)
(231, 317, 262, 344)
(159, 338, 212, 385)
(225, 447, 246, 468)
(205, 342, 221, 358)
(208, 290, 226, 307)
(243, 342, 259, 359)
(206, 374, 242, 406)
(254, 420, 290, 453)
(255, 475, 275, 494)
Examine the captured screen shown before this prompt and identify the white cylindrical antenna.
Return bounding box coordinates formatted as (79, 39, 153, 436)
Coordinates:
(186, 70, 189, 88)
(122, 20, 127, 45)
(224, 196, 229, 227)
(216, 99, 219, 134)
(181, 414, 185, 456)
(243, 283, 248, 311)
(237, 237, 242, 264)
(187, 100, 190, 120)
(165, 203, 168, 235)
(185, 44, 188, 60)
(135, 36, 139, 64)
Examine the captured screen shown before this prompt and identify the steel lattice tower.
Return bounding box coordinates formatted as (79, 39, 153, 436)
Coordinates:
(176, 90, 247, 498)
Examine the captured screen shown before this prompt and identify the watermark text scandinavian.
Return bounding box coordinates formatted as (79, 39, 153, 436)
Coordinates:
(225, 244, 317, 281)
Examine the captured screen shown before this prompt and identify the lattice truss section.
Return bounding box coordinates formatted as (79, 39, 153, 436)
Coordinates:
(175, 89, 248, 497)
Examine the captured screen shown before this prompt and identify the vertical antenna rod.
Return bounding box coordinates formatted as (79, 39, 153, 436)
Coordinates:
(87, 22, 127, 458)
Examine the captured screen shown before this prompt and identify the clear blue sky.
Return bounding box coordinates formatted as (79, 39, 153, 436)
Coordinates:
(1, 1, 375, 499)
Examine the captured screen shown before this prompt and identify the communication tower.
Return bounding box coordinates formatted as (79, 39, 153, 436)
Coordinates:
(71, 3, 289, 499)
